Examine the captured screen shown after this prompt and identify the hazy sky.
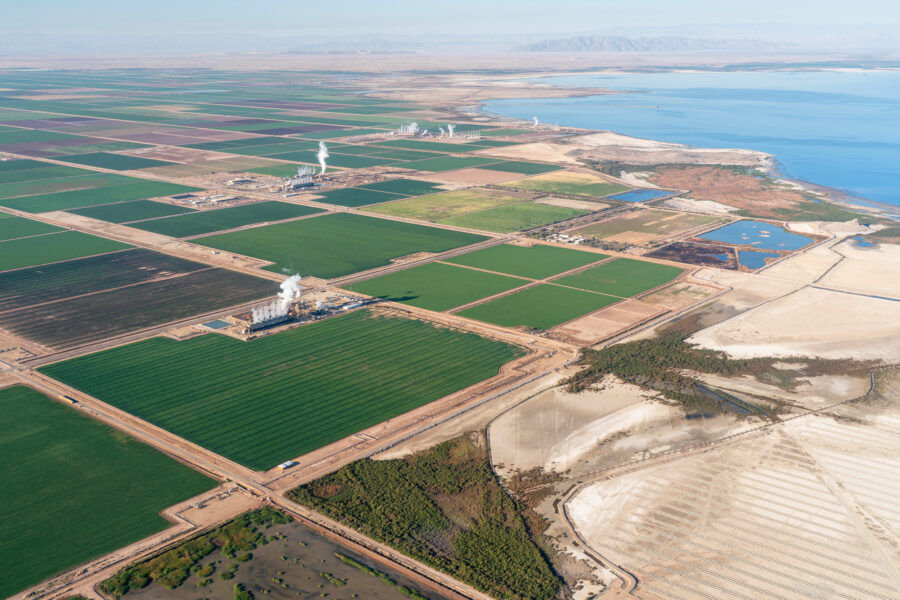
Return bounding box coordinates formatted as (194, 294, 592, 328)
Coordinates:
(4, 0, 900, 34)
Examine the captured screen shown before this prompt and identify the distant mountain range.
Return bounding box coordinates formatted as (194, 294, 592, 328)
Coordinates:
(519, 35, 790, 53)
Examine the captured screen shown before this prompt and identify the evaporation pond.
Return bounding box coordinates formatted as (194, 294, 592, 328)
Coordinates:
(738, 250, 780, 270)
(699, 220, 813, 251)
(605, 189, 672, 203)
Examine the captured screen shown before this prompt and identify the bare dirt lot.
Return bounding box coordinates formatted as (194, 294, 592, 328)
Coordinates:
(688, 285, 900, 361)
(551, 300, 664, 346)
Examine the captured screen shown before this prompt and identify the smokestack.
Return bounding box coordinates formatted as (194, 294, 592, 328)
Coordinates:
(447, 123, 455, 138)
(317, 142, 329, 175)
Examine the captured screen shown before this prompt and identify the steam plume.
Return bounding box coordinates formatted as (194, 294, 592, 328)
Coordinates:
(317, 141, 329, 174)
(447, 123, 455, 137)
(532, 116, 539, 129)
(278, 274, 302, 309)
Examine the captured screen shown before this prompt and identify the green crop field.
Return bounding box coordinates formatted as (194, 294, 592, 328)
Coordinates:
(0, 173, 132, 199)
(368, 149, 446, 161)
(367, 189, 522, 222)
(401, 156, 501, 172)
(553, 258, 684, 297)
(314, 187, 399, 207)
(0, 216, 63, 241)
(195, 213, 486, 279)
(479, 161, 562, 175)
(345, 262, 526, 311)
(0, 159, 89, 184)
(40, 310, 524, 470)
(374, 139, 489, 153)
(69, 199, 196, 223)
(500, 171, 629, 199)
(320, 154, 399, 169)
(0, 230, 131, 271)
(457, 284, 619, 330)
(60, 152, 175, 171)
(0, 385, 214, 599)
(445, 244, 604, 279)
(0, 126, 81, 145)
(355, 178, 444, 197)
(439, 203, 586, 233)
(0, 180, 200, 213)
(129, 202, 324, 237)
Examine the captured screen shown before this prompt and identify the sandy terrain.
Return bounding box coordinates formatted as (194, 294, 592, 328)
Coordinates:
(569, 132, 772, 169)
(661, 195, 738, 215)
(818, 240, 900, 299)
(488, 378, 756, 480)
(702, 373, 870, 411)
(616, 171, 659, 188)
(375, 369, 571, 461)
(566, 404, 900, 600)
(551, 300, 664, 346)
(688, 286, 900, 361)
(639, 282, 719, 311)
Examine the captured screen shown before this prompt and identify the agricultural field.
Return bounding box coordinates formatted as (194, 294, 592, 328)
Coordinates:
(0, 179, 200, 213)
(554, 258, 685, 297)
(58, 152, 174, 171)
(355, 178, 445, 196)
(499, 170, 630, 199)
(0, 249, 273, 347)
(345, 261, 527, 311)
(440, 202, 586, 233)
(457, 284, 619, 330)
(574, 209, 721, 244)
(478, 160, 562, 175)
(195, 212, 486, 279)
(69, 199, 196, 223)
(0, 385, 214, 599)
(444, 243, 604, 279)
(368, 188, 522, 222)
(0, 158, 88, 184)
(128, 202, 324, 237)
(0, 215, 62, 240)
(40, 310, 525, 470)
(402, 156, 501, 172)
(0, 172, 134, 199)
(314, 187, 400, 207)
(0, 229, 131, 271)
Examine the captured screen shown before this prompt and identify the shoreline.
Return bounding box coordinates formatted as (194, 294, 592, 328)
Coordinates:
(471, 82, 899, 222)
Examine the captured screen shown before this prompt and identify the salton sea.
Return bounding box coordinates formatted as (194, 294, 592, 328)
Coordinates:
(484, 70, 900, 209)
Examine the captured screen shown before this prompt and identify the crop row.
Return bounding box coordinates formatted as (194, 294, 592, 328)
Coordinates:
(41, 311, 523, 468)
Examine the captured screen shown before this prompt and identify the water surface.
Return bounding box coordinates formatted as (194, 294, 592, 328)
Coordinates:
(485, 70, 900, 208)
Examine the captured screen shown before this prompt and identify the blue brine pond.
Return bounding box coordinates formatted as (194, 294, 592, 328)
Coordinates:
(699, 220, 813, 250)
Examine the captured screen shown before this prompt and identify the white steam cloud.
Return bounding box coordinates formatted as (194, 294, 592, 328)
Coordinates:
(532, 116, 539, 129)
(317, 141, 329, 174)
(447, 123, 455, 137)
(278, 274, 302, 309)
